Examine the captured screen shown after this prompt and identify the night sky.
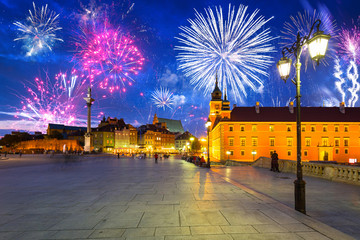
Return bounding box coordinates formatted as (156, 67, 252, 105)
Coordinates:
(0, 0, 359, 138)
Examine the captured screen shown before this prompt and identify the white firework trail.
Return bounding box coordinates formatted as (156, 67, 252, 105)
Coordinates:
(175, 4, 276, 102)
(334, 57, 346, 104)
(13, 2, 63, 56)
(347, 60, 359, 107)
(151, 87, 174, 110)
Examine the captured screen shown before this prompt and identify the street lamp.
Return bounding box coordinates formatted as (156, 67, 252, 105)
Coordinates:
(226, 151, 231, 161)
(205, 118, 212, 168)
(277, 19, 330, 214)
(251, 151, 257, 162)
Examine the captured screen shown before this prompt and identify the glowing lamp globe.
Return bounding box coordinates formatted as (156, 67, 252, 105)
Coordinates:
(307, 30, 331, 64)
(205, 119, 211, 129)
(277, 57, 292, 82)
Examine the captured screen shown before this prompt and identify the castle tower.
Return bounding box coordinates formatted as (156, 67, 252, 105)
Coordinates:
(209, 74, 223, 125)
(221, 90, 231, 119)
(153, 113, 159, 125)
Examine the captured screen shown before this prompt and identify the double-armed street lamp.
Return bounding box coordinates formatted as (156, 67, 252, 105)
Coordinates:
(205, 118, 212, 168)
(277, 19, 331, 214)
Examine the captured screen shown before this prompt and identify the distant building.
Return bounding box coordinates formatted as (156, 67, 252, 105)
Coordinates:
(93, 117, 126, 153)
(17, 139, 82, 153)
(153, 114, 184, 134)
(138, 123, 175, 153)
(175, 131, 196, 152)
(208, 79, 360, 164)
(114, 124, 138, 154)
(47, 124, 87, 139)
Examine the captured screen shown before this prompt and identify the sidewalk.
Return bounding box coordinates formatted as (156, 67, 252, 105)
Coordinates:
(0, 155, 354, 240)
(212, 165, 360, 239)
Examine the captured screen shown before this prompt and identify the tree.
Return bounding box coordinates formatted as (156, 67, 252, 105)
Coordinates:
(191, 138, 201, 152)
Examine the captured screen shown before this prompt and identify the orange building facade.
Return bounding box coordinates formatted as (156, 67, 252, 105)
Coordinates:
(208, 82, 360, 164)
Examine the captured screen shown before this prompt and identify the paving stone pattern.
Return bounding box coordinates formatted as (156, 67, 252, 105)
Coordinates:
(0, 155, 355, 239)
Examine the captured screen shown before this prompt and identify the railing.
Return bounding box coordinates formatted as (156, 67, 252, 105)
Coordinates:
(253, 157, 360, 185)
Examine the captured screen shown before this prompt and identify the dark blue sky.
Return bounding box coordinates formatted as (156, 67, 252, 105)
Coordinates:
(0, 0, 359, 137)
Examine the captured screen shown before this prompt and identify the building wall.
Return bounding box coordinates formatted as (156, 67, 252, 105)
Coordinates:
(210, 121, 360, 163)
(93, 132, 114, 153)
(16, 139, 82, 152)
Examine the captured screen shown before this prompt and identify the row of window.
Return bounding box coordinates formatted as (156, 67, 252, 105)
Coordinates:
(228, 149, 350, 157)
(228, 125, 352, 132)
(228, 137, 351, 147)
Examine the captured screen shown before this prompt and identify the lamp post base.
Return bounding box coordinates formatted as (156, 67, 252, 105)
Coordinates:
(294, 179, 306, 214)
(206, 158, 211, 168)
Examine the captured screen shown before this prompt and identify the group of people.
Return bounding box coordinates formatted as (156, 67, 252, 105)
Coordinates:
(185, 155, 206, 167)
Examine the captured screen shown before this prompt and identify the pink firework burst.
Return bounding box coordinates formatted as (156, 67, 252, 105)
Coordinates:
(14, 71, 87, 132)
(338, 26, 360, 63)
(74, 25, 145, 93)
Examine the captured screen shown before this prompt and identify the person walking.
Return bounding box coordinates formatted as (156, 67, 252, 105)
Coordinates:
(154, 153, 158, 163)
(271, 151, 280, 172)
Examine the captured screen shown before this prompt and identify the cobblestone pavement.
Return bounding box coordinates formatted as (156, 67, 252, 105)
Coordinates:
(0, 155, 355, 239)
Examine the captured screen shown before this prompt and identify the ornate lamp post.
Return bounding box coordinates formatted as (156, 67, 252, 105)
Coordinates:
(277, 19, 331, 214)
(205, 118, 212, 168)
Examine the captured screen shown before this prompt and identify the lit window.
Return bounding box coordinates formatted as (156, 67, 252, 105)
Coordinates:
(269, 125, 274, 132)
(240, 138, 246, 146)
(305, 138, 311, 147)
(344, 138, 349, 147)
(322, 138, 329, 147)
(269, 138, 275, 146)
(252, 125, 257, 132)
(252, 138, 258, 146)
(287, 138, 293, 146)
(229, 138, 234, 146)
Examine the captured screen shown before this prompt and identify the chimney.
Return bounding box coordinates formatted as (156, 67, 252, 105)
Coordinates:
(340, 102, 345, 114)
(289, 101, 294, 114)
(255, 102, 260, 114)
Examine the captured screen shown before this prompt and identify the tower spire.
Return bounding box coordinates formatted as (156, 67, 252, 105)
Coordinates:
(224, 87, 227, 101)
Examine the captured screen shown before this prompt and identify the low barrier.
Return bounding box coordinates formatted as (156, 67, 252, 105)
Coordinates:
(253, 157, 360, 185)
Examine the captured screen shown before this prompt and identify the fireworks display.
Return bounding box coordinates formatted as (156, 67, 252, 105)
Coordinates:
(14, 71, 87, 132)
(334, 24, 360, 107)
(13, 2, 63, 57)
(74, 23, 144, 93)
(151, 87, 175, 110)
(280, 10, 338, 70)
(176, 4, 276, 102)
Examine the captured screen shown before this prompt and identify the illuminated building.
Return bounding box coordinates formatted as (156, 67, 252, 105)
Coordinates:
(114, 124, 138, 154)
(138, 123, 175, 153)
(16, 139, 82, 153)
(93, 117, 126, 153)
(175, 131, 196, 153)
(208, 82, 360, 164)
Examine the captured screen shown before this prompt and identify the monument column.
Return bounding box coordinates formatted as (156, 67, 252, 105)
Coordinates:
(84, 87, 95, 153)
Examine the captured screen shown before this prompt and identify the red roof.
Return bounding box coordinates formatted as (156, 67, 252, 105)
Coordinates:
(229, 107, 360, 122)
